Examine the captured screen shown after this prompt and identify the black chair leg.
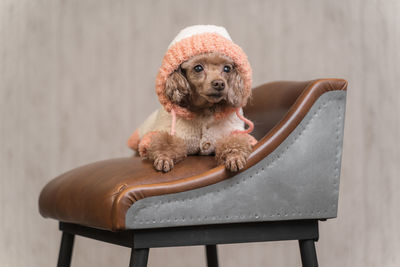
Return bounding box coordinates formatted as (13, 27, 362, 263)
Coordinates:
(129, 248, 149, 267)
(299, 240, 318, 267)
(205, 245, 219, 267)
(57, 232, 75, 267)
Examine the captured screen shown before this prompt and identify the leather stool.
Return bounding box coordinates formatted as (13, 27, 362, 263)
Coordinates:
(39, 79, 347, 267)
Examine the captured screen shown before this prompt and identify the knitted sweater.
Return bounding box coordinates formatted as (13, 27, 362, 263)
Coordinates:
(129, 107, 250, 156)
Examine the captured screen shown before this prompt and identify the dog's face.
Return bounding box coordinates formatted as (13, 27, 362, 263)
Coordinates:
(165, 52, 245, 113)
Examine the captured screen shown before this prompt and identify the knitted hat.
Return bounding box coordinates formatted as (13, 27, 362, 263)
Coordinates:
(155, 25, 253, 120)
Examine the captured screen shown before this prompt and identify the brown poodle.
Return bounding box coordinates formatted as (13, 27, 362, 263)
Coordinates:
(140, 52, 254, 172)
(127, 25, 256, 173)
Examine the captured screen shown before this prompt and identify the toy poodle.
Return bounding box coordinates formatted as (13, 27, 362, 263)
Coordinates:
(127, 25, 256, 172)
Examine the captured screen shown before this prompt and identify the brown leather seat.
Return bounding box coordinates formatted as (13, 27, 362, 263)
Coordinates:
(39, 79, 347, 231)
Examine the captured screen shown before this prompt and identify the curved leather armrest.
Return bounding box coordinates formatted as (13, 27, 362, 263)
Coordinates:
(247, 79, 348, 166)
(39, 78, 347, 230)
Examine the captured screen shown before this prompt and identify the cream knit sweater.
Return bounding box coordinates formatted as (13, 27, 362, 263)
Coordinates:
(136, 107, 246, 156)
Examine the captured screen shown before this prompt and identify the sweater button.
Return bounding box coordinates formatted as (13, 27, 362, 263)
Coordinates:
(202, 142, 211, 150)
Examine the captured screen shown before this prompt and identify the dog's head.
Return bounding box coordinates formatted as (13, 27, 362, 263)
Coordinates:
(165, 52, 245, 114)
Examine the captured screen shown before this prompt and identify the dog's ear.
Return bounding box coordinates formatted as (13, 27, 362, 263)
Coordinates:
(227, 69, 245, 107)
(165, 68, 191, 106)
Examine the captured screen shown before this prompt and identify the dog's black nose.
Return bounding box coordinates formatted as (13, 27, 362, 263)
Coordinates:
(211, 79, 225, 91)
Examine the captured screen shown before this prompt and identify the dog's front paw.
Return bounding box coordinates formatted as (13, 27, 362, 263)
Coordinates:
(215, 134, 252, 172)
(154, 155, 174, 172)
(224, 153, 247, 172)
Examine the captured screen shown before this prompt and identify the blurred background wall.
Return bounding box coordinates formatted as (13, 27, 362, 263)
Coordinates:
(1, 0, 399, 266)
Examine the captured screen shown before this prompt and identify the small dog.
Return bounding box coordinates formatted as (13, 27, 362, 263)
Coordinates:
(129, 52, 255, 172)
(127, 25, 256, 172)
(156, 52, 252, 171)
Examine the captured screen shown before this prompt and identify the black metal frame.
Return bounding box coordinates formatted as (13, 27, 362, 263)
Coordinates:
(58, 220, 320, 267)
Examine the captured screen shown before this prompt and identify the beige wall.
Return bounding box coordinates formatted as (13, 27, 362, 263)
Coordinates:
(1, 0, 399, 266)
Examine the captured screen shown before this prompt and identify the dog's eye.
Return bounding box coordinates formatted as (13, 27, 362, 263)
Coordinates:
(223, 65, 231, 73)
(193, 65, 203, 72)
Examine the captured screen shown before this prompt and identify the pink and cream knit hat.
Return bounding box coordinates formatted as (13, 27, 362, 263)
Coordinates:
(155, 25, 253, 120)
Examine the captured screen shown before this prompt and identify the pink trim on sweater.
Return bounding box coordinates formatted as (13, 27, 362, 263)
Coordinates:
(232, 108, 254, 134)
(244, 133, 258, 146)
(127, 129, 140, 150)
(170, 108, 177, 136)
(230, 132, 258, 146)
(138, 131, 158, 157)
